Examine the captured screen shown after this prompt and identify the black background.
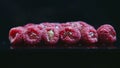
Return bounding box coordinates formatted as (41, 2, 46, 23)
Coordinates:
(0, 0, 120, 67)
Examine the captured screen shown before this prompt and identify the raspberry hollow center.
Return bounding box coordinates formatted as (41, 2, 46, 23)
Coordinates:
(28, 32, 39, 39)
(63, 31, 72, 38)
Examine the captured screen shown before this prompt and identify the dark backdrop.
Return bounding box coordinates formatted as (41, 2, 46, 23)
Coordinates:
(0, 0, 119, 49)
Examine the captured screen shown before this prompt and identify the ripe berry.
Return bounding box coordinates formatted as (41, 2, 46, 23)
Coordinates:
(42, 27, 59, 45)
(23, 25, 42, 46)
(9, 26, 24, 45)
(97, 24, 116, 43)
(59, 26, 81, 44)
(80, 25, 98, 44)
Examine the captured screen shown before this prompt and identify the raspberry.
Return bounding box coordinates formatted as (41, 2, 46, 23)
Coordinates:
(9, 21, 117, 48)
(9, 26, 24, 45)
(42, 27, 59, 45)
(23, 25, 42, 46)
(80, 25, 98, 44)
(59, 26, 81, 44)
(97, 24, 116, 43)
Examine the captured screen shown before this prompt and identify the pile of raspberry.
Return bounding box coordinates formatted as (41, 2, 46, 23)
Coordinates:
(9, 21, 117, 48)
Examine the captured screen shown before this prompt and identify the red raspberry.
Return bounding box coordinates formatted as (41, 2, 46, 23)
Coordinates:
(23, 25, 42, 46)
(59, 26, 81, 44)
(80, 25, 98, 44)
(97, 24, 116, 43)
(9, 26, 24, 45)
(42, 27, 59, 45)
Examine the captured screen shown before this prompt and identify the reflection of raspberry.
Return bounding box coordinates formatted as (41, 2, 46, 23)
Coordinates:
(9, 26, 24, 45)
(80, 25, 98, 44)
(42, 27, 59, 45)
(23, 25, 42, 46)
(60, 26, 81, 44)
(97, 24, 116, 43)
